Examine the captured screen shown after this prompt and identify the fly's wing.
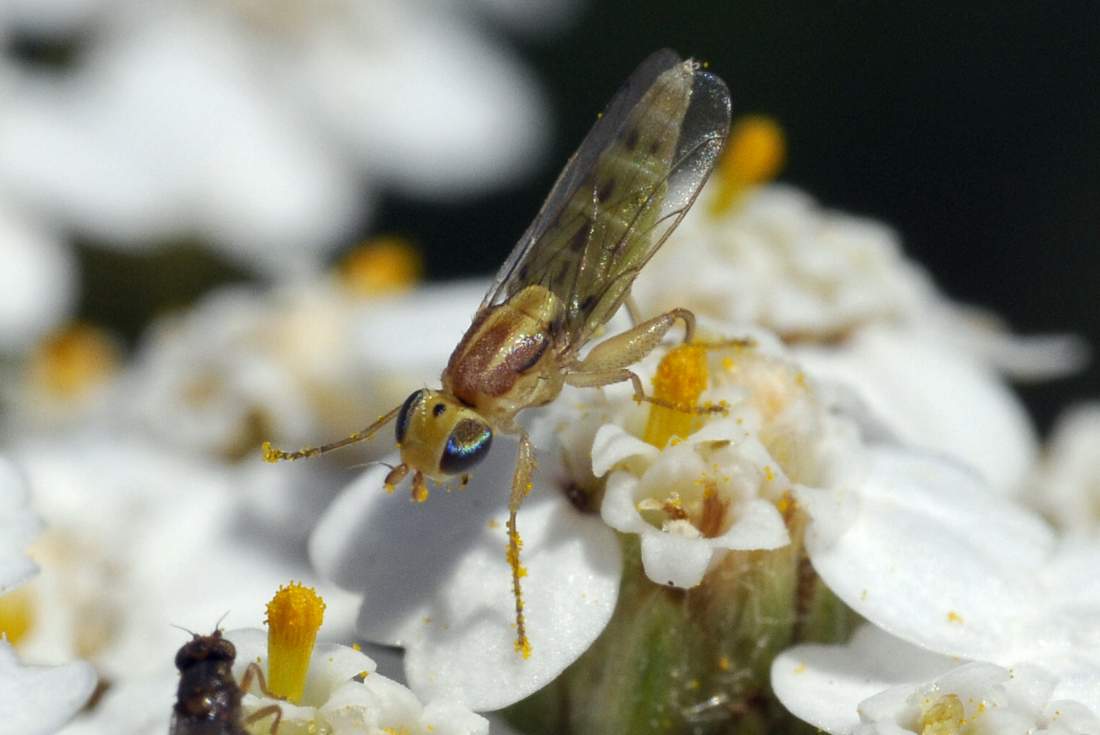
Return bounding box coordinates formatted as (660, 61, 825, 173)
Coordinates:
(480, 49, 731, 357)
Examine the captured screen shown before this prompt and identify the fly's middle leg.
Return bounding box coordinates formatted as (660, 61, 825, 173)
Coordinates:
(564, 308, 730, 415)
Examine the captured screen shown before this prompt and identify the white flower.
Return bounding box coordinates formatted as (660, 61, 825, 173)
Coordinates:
(0, 0, 549, 275)
(772, 624, 1100, 735)
(310, 446, 621, 711)
(632, 183, 1079, 492)
(559, 326, 856, 588)
(1028, 404, 1100, 534)
(0, 639, 97, 735)
(12, 432, 361, 680)
(0, 205, 75, 356)
(227, 628, 489, 735)
(125, 278, 483, 462)
(0, 455, 40, 592)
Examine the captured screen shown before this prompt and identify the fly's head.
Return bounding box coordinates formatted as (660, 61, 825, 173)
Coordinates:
(386, 389, 493, 495)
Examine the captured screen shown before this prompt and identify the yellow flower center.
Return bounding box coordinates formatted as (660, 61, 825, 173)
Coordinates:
(265, 582, 326, 703)
(28, 323, 119, 399)
(709, 115, 786, 216)
(919, 693, 968, 735)
(643, 344, 709, 448)
(0, 585, 35, 646)
(338, 237, 422, 297)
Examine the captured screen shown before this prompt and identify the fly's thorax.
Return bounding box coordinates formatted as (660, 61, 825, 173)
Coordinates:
(442, 285, 565, 421)
(395, 389, 493, 481)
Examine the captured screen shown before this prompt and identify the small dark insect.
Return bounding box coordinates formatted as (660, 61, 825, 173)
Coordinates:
(170, 629, 282, 735)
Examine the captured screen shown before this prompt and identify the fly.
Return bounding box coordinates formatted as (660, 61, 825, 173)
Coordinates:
(263, 49, 733, 658)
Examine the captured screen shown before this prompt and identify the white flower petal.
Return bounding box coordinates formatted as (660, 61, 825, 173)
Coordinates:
(0, 207, 75, 354)
(295, 6, 547, 197)
(802, 447, 1054, 662)
(0, 456, 40, 592)
(0, 641, 97, 735)
(591, 423, 659, 478)
(796, 327, 1037, 493)
(311, 442, 621, 711)
(640, 531, 714, 588)
(772, 624, 957, 734)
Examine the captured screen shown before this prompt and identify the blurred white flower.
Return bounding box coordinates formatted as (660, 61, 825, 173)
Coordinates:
(125, 276, 483, 462)
(773, 624, 1100, 735)
(633, 181, 1078, 492)
(0, 0, 550, 275)
(0, 205, 76, 356)
(228, 627, 490, 735)
(1028, 404, 1100, 534)
(11, 432, 361, 688)
(0, 455, 40, 592)
(0, 639, 97, 735)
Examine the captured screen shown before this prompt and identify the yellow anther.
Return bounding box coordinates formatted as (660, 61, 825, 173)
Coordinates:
(709, 115, 786, 215)
(261, 441, 279, 464)
(265, 582, 326, 704)
(643, 344, 709, 447)
(0, 585, 36, 646)
(338, 236, 422, 297)
(717, 655, 731, 672)
(412, 481, 429, 504)
(919, 693, 965, 735)
(28, 323, 119, 399)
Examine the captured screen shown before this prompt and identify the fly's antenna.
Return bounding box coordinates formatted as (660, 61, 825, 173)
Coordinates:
(261, 404, 402, 463)
(170, 623, 199, 638)
(214, 610, 231, 631)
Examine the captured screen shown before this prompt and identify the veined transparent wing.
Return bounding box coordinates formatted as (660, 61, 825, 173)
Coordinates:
(481, 49, 731, 357)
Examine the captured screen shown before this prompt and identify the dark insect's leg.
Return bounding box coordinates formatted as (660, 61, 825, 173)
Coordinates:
(239, 662, 271, 696)
(242, 705, 283, 734)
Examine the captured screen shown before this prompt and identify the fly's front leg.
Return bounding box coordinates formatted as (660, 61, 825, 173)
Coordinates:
(506, 430, 536, 658)
(565, 308, 724, 415)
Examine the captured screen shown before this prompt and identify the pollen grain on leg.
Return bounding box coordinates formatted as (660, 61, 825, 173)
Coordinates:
(505, 518, 531, 659)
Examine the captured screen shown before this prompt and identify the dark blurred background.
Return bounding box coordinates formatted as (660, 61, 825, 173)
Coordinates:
(74, 1, 1098, 431)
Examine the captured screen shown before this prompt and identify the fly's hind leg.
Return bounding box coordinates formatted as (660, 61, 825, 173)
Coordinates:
(506, 430, 536, 659)
(566, 308, 735, 414)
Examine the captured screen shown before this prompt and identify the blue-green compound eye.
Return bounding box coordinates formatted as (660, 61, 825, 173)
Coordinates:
(395, 389, 427, 444)
(440, 419, 493, 474)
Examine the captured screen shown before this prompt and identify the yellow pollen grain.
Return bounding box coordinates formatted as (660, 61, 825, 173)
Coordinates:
(717, 656, 731, 672)
(352, 642, 362, 652)
(338, 236, 422, 297)
(775, 491, 795, 516)
(763, 465, 776, 482)
(643, 344, 709, 448)
(265, 582, 326, 704)
(794, 662, 807, 674)
(946, 610, 964, 624)
(709, 115, 786, 216)
(0, 585, 36, 646)
(28, 323, 119, 399)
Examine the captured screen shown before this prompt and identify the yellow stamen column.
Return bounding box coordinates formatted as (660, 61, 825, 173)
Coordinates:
(643, 344, 709, 448)
(265, 582, 326, 703)
(708, 115, 786, 216)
